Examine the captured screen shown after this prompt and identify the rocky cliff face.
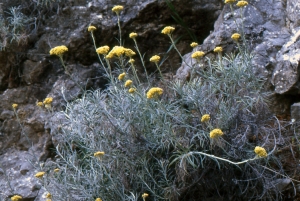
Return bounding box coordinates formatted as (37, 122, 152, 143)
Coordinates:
(0, 0, 300, 200)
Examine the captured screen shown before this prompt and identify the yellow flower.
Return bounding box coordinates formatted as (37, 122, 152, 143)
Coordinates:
(106, 46, 125, 58)
(236, 0, 248, 7)
(254, 146, 267, 157)
(36, 102, 43, 107)
(54, 168, 60, 173)
(94, 151, 105, 157)
(201, 114, 210, 122)
(213, 46, 223, 53)
(225, 0, 236, 3)
(118, 72, 126, 81)
(112, 5, 123, 14)
(46, 199, 52, 201)
(149, 55, 160, 63)
(142, 193, 149, 199)
(231, 33, 241, 41)
(190, 42, 198, 48)
(129, 59, 135, 64)
(35, 171, 45, 179)
(129, 32, 138, 39)
(49, 45, 68, 56)
(88, 25, 97, 32)
(161, 26, 175, 35)
(96, 46, 110, 55)
(11, 195, 22, 201)
(43, 97, 53, 105)
(124, 80, 133, 88)
(146, 87, 163, 99)
(191, 51, 205, 59)
(124, 48, 136, 57)
(95, 198, 102, 201)
(209, 128, 223, 138)
(46, 193, 52, 198)
(128, 88, 136, 93)
(12, 104, 18, 109)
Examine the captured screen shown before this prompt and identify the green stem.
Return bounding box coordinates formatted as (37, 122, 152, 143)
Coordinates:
(117, 14, 122, 46)
(133, 39, 150, 84)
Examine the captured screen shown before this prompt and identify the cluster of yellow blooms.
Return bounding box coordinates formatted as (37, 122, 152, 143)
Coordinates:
(112, 5, 123, 14)
(149, 55, 161, 63)
(106, 46, 136, 59)
(161, 26, 175, 35)
(96, 46, 110, 55)
(129, 32, 138, 39)
(124, 80, 133, 88)
(43, 97, 53, 109)
(12, 104, 18, 109)
(209, 128, 224, 138)
(129, 58, 135, 64)
(191, 51, 205, 59)
(213, 46, 223, 53)
(142, 193, 149, 199)
(254, 146, 267, 157)
(49, 45, 68, 56)
(11, 195, 22, 201)
(54, 168, 60, 173)
(201, 114, 210, 122)
(94, 151, 105, 157)
(118, 72, 126, 81)
(35, 171, 45, 179)
(128, 88, 136, 93)
(146, 87, 163, 99)
(95, 198, 102, 201)
(87, 25, 97, 32)
(190, 42, 198, 48)
(236, 1, 248, 7)
(231, 33, 241, 41)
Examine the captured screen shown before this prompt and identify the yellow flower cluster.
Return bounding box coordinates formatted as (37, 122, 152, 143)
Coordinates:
(214, 46, 223, 53)
(35, 171, 45, 179)
(88, 25, 96, 32)
(12, 104, 18, 109)
(43, 97, 53, 105)
(112, 5, 123, 14)
(46, 199, 51, 201)
(191, 51, 205, 59)
(49, 45, 68, 56)
(36, 102, 43, 107)
(231, 33, 241, 41)
(142, 193, 149, 199)
(149, 55, 160, 63)
(95, 198, 102, 201)
(54, 168, 60, 173)
(209, 128, 223, 138)
(201, 114, 210, 122)
(106, 46, 135, 58)
(129, 32, 138, 38)
(11, 195, 22, 201)
(225, 0, 236, 3)
(46, 193, 52, 198)
(129, 59, 135, 64)
(236, 0, 248, 7)
(128, 88, 136, 93)
(254, 146, 267, 157)
(124, 80, 133, 88)
(118, 72, 126, 81)
(161, 26, 175, 35)
(94, 151, 105, 157)
(146, 87, 163, 99)
(190, 42, 198, 48)
(96, 46, 110, 55)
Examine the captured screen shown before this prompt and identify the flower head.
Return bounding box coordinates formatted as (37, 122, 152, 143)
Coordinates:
(236, 0, 248, 7)
(190, 42, 198, 48)
(96, 46, 110, 55)
(94, 151, 105, 157)
(191, 51, 205, 59)
(146, 87, 163, 99)
(46, 193, 52, 199)
(124, 80, 133, 88)
(43, 97, 53, 105)
(254, 146, 267, 157)
(128, 88, 136, 93)
(161, 26, 175, 35)
(112, 5, 123, 14)
(201, 114, 210, 122)
(118, 72, 126, 81)
(36, 102, 43, 107)
(106, 46, 125, 59)
(95, 198, 102, 201)
(142, 193, 149, 199)
(150, 55, 160, 63)
(124, 48, 136, 57)
(129, 32, 138, 39)
(12, 104, 18, 109)
(225, 0, 236, 4)
(54, 168, 60, 173)
(88, 26, 97, 32)
(214, 46, 223, 53)
(129, 59, 135, 64)
(209, 128, 223, 138)
(11, 195, 22, 201)
(35, 171, 45, 179)
(231, 33, 241, 41)
(49, 45, 68, 57)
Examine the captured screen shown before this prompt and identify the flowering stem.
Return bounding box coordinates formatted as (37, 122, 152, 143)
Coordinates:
(155, 63, 164, 81)
(117, 14, 122, 46)
(130, 63, 141, 85)
(133, 39, 150, 84)
(104, 58, 115, 86)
